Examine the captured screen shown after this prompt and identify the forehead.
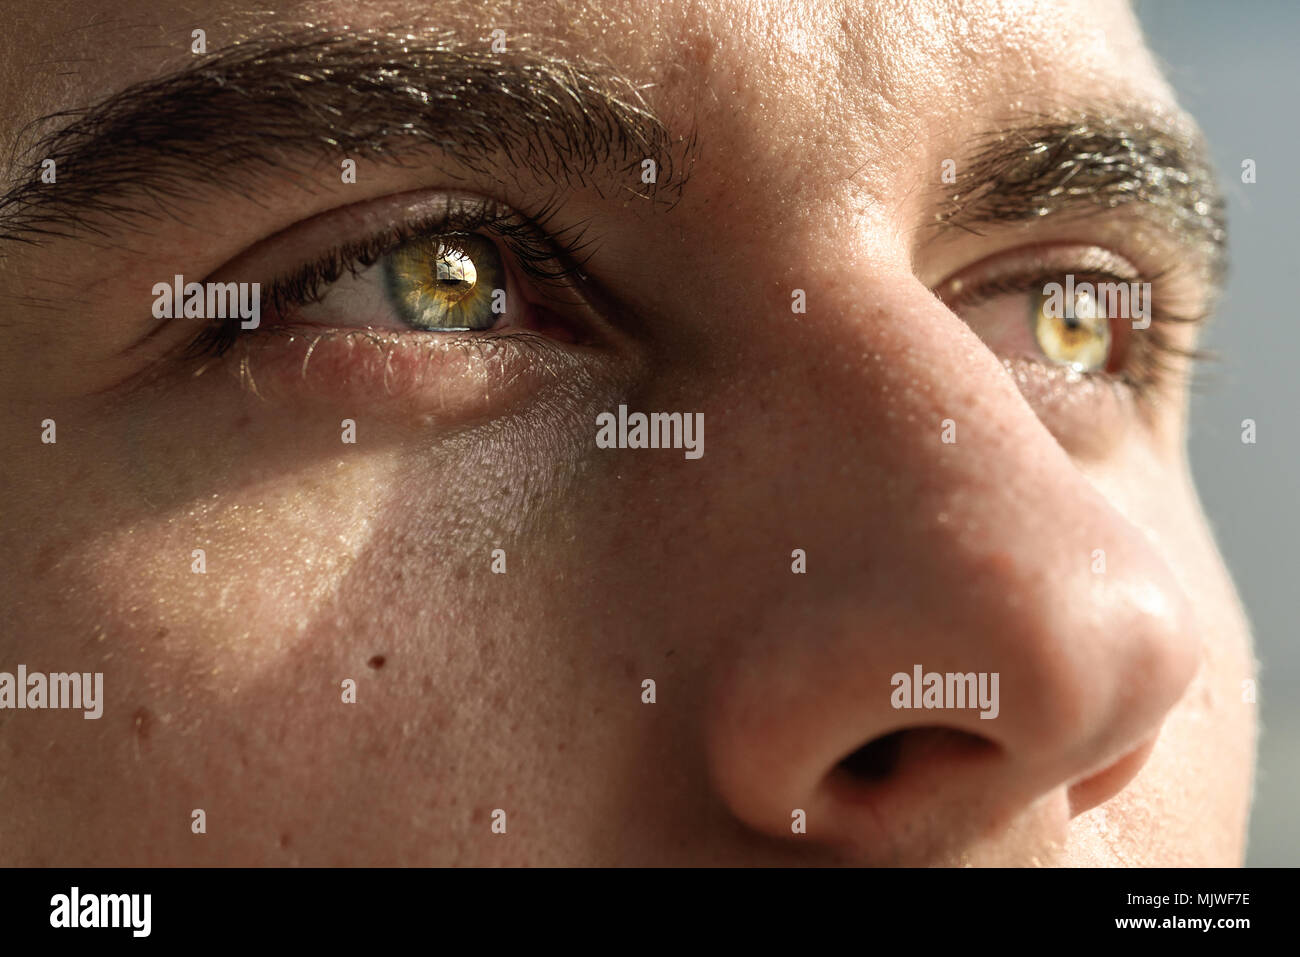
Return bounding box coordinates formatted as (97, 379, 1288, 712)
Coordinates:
(1, 0, 1175, 172)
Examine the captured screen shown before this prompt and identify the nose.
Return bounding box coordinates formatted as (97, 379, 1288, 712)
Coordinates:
(702, 269, 1200, 863)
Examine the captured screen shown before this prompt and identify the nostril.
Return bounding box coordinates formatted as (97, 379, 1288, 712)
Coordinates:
(836, 727, 997, 785)
(838, 730, 908, 781)
(1067, 735, 1161, 816)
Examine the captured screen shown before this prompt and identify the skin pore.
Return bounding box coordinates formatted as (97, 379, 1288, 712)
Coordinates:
(0, 0, 1255, 865)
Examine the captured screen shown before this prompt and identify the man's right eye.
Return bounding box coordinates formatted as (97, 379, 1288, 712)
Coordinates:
(186, 191, 597, 359)
(271, 230, 515, 335)
(172, 191, 632, 422)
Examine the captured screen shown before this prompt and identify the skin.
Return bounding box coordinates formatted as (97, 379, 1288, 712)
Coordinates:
(0, 0, 1255, 865)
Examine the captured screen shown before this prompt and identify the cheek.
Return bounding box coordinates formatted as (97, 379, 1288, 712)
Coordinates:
(31, 429, 384, 676)
(0, 385, 637, 860)
(7, 357, 627, 716)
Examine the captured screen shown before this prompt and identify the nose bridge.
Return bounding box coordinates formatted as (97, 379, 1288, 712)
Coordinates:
(702, 269, 1199, 856)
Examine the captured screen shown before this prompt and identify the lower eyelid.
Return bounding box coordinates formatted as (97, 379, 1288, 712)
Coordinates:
(999, 356, 1143, 457)
(220, 327, 616, 425)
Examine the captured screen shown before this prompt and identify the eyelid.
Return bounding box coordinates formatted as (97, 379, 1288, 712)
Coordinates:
(202, 189, 589, 295)
(935, 244, 1144, 310)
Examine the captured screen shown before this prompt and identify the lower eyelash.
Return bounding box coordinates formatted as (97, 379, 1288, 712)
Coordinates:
(185, 194, 594, 360)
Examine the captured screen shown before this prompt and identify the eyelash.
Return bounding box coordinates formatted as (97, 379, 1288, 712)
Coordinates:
(944, 267, 1212, 399)
(185, 195, 594, 358)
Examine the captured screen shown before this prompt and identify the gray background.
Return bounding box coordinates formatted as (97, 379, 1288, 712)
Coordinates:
(1135, 0, 1297, 866)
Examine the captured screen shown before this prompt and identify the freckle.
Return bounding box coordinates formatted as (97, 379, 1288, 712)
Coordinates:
(421, 675, 433, 693)
(234, 414, 252, 429)
(367, 654, 386, 669)
(557, 742, 566, 753)
(453, 565, 468, 581)
(665, 649, 675, 658)
(279, 832, 292, 850)
(471, 806, 486, 824)
(131, 707, 153, 743)
(154, 627, 169, 641)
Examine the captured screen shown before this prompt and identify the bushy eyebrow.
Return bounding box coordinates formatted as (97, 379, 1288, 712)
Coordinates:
(930, 110, 1228, 287)
(0, 27, 694, 246)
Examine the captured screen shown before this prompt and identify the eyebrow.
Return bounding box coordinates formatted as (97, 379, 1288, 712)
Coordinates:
(929, 110, 1228, 286)
(0, 27, 693, 246)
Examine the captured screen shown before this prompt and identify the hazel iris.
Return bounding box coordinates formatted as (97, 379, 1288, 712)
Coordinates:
(382, 234, 504, 331)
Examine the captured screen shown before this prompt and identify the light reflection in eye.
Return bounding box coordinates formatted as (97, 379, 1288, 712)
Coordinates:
(435, 245, 477, 287)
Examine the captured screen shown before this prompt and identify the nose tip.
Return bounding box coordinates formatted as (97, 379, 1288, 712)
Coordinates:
(703, 558, 1200, 863)
(1056, 575, 1201, 816)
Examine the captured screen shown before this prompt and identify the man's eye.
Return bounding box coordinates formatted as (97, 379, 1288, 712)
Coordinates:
(1030, 286, 1112, 373)
(173, 192, 630, 420)
(186, 192, 595, 359)
(246, 226, 526, 344)
(384, 234, 504, 332)
(935, 245, 1210, 401)
(939, 268, 1134, 379)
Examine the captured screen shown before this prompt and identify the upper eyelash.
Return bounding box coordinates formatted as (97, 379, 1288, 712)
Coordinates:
(185, 194, 596, 358)
(942, 267, 1214, 399)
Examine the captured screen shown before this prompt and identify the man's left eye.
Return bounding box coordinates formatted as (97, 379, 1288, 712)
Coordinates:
(1030, 285, 1112, 373)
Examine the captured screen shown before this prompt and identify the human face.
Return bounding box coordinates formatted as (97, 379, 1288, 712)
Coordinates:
(0, 0, 1254, 865)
